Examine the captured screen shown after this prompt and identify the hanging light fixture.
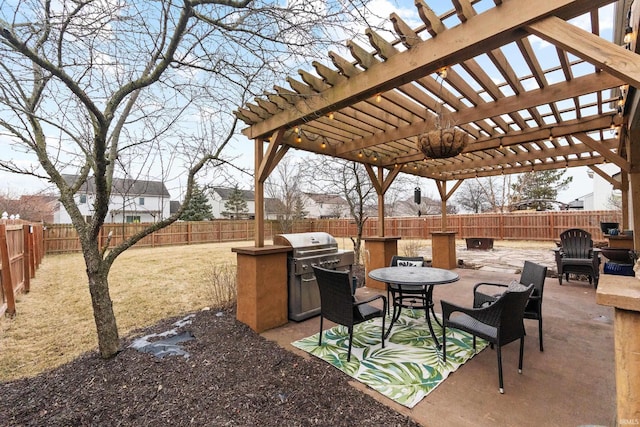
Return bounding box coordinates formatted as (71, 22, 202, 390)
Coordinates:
(417, 68, 468, 159)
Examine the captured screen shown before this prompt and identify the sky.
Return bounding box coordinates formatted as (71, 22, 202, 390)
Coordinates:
(0, 0, 619, 207)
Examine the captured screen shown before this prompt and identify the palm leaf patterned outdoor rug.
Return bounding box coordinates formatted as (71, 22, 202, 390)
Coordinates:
(292, 309, 487, 408)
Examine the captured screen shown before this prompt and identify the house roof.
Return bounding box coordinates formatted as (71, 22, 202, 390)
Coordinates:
(211, 187, 256, 201)
(62, 174, 171, 198)
(236, 1, 635, 185)
(304, 192, 347, 205)
(211, 187, 283, 211)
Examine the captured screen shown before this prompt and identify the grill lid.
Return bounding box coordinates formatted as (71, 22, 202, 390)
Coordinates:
(274, 232, 338, 255)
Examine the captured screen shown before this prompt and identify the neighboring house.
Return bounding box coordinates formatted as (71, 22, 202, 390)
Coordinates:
(302, 193, 349, 219)
(566, 198, 585, 210)
(570, 164, 620, 211)
(207, 187, 282, 219)
(53, 174, 171, 224)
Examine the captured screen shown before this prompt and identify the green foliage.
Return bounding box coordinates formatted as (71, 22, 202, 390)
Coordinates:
(180, 185, 213, 221)
(223, 185, 248, 218)
(293, 194, 307, 220)
(510, 170, 573, 210)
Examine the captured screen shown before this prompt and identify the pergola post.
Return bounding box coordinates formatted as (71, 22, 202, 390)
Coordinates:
(627, 128, 640, 250)
(364, 165, 400, 290)
(431, 180, 462, 269)
(621, 173, 629, 230)
(233, 135, 289, 332)
(254, 137, 264, 247)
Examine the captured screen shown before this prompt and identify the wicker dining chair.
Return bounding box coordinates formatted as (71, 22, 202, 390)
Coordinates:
(473, 261, 548, 351)
(442, 283, 534, 394)
(386, 256, 426, 316)
(313, 265, 386, 361)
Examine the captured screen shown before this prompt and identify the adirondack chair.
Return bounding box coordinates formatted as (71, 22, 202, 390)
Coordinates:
(554, 228, 600, 288)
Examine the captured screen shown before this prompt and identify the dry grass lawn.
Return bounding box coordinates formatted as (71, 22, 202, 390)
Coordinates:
(0, 238, 553, 382)
(0, 241, 245, 381)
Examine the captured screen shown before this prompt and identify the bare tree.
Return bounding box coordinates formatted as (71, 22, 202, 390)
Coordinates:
(607, 190, 622, 211)
(0, 0, 374, 358)
(383, 175, 413, 217)
(303, 156, 375, 265)
(455, 179, 491, 213)
(482, 176, 512, 212)
(266, 158, 306, 233)
(417, 193, 447, 215)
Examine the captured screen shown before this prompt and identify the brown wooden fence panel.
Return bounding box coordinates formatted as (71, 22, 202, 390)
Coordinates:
(43, 210, 625, 254)
(0, 222, 43, 317)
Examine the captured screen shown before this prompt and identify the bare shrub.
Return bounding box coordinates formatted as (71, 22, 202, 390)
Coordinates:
(203, 263, 237, 308)
(400, 239, 424, 257)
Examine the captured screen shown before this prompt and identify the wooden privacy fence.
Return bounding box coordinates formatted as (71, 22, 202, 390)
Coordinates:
(44, 210, 622, 254)
(1, 222, 45, 317)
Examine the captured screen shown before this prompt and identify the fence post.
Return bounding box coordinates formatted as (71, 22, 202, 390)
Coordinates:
(0, 224, 16, 317)
(22, 225, 31, 292)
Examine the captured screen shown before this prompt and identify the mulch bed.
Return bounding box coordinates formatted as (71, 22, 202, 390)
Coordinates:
(0, 306, 418, 426)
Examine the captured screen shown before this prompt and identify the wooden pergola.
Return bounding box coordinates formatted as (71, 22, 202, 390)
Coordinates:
(238, 0, 640, 245)
(233, 1, 640, 419)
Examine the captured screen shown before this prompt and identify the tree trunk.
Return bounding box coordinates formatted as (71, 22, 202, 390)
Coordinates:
(86, 256, 120, 358)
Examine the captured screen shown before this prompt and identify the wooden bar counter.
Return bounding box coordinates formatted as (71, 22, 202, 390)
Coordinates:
(607, 234, 634, 250)
(596, 274, 640, 424)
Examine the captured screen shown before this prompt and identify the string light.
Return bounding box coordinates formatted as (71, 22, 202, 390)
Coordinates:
(375, 93, 382, 103)
(437, 67, 448, 79)
(320, 141, 326, 149)
(358, 151, 363, 158)
(624, 26, 633, 44)
(328, 112, 334, 120)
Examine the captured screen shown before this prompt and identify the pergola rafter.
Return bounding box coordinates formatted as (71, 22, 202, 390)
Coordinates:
(238, 0, 630, 179)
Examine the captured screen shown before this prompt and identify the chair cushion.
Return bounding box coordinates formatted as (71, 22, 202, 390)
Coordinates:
(507, 281, 529, 292)
(396, 260, 423, 267)
(447, 313, 497, 342)
(356, 303, 384, 321)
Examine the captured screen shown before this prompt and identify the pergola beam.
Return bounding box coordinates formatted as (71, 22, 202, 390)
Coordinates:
(242, 0, 615, 140)
(526, 16, 640, 88)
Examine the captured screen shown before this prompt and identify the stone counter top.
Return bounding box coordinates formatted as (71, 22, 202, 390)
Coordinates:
(596, 273, 640, 312)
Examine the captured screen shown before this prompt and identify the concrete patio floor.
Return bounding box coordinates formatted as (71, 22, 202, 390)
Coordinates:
(262, 261, 616, 426)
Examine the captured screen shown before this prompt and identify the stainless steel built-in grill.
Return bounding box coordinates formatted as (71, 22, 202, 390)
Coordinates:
(274, 232, 355, 321)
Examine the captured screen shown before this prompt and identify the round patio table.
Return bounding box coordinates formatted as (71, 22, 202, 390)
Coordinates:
(368, 266, 459, 347)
